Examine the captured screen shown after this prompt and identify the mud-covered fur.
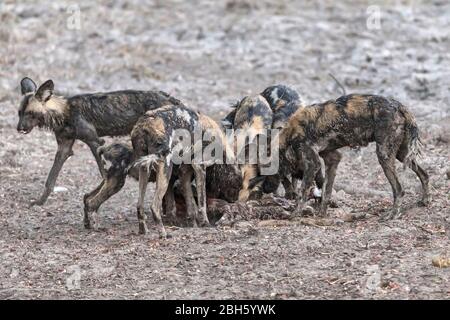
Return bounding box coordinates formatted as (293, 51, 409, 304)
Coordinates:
(83, 142, 241, 229)
(223, 94, 273, 202)
(278, 94, 429, 219)
(130, 105, 236, 237)
(17, 77, 181, 206)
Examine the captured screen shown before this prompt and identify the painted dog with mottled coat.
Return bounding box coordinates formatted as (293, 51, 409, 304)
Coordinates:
(224, 85, 325, 200)
(222, 94, 273, 202)
(17, 77, 181, 206)
(130, 104, 235, 238)
(276, 94, 429, 219)
(260, 84, 309, 198)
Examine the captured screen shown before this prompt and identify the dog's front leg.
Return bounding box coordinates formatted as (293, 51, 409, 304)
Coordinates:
(282, 175, 297, 199)
(192, 164, 210, 227)
(150, 161, 172, 238)
(30, 136, 75, 206)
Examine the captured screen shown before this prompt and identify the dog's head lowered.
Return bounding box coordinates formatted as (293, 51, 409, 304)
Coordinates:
(17, 78, 67, 134)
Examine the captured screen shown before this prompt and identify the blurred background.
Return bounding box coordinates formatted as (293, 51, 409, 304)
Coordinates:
(1, 0, 448, 120)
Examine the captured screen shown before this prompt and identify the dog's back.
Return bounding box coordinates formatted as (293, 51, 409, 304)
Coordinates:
(281, 94, 393, 147)
(69, 90, 181, 137)
(131, 104, 200, 161)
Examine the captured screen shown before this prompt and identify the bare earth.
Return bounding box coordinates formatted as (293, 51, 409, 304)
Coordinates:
(0, 0, 449, 299)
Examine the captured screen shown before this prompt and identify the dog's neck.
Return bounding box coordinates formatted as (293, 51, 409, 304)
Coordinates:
(38, 95, 69, 131)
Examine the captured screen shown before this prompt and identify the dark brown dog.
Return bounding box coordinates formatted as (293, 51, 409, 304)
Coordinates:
(17, 78, 181, 206)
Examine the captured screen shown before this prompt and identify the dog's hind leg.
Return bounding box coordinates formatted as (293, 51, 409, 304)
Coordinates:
(409, 160, 430, 206)
(163, 179, 178, 225)
(85, 140, 107, 178)
(282, 175, 297, 199)
(30, 136, 75, 207)
(83, 175, 126, 230)
(238, 164, 258, 202)
(377, 144, 404, 220)
(396, 148, 430, 207)
(77, 119, 106, 178)
(319, 150, 342, 216)
(296, 146, 321, 215)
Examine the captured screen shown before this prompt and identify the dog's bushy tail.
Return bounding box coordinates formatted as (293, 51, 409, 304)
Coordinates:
(399, 104, 422, 169)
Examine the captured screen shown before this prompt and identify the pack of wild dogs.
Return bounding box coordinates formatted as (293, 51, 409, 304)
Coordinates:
(17, 78, 429, 238)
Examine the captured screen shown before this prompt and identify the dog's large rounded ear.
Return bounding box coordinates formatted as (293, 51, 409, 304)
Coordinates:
(35, 79, 54, 102)
(20, 77, 37, 95)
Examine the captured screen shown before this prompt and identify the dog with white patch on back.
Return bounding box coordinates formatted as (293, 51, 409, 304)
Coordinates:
(130, 104, 236, 238)
(17, 77, 181, 206)
(275, 94, 429, 219)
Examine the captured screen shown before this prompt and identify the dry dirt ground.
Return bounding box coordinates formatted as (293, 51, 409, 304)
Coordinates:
(0, 0, 449, 299)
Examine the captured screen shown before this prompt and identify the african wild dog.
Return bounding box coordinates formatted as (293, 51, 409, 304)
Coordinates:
(17, 77, 181, 206)
(221, 84, 300, 131)
(130, 105, 235, 238)
(260, 84, 307, 199)
(276, 94, 429, 219)
(259, 100, 328, 201)
(224, 85, 325, 200)
(83, 142, 241, 230)
(222, 94, 273, 202)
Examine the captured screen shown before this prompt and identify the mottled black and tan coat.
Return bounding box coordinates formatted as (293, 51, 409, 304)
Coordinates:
(259, 84, 311, 198)
(17, 77, 181, 206)
(276, 94, 429, 219)
(130, 105, 236, 238)
(222, 94, 273, 202)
